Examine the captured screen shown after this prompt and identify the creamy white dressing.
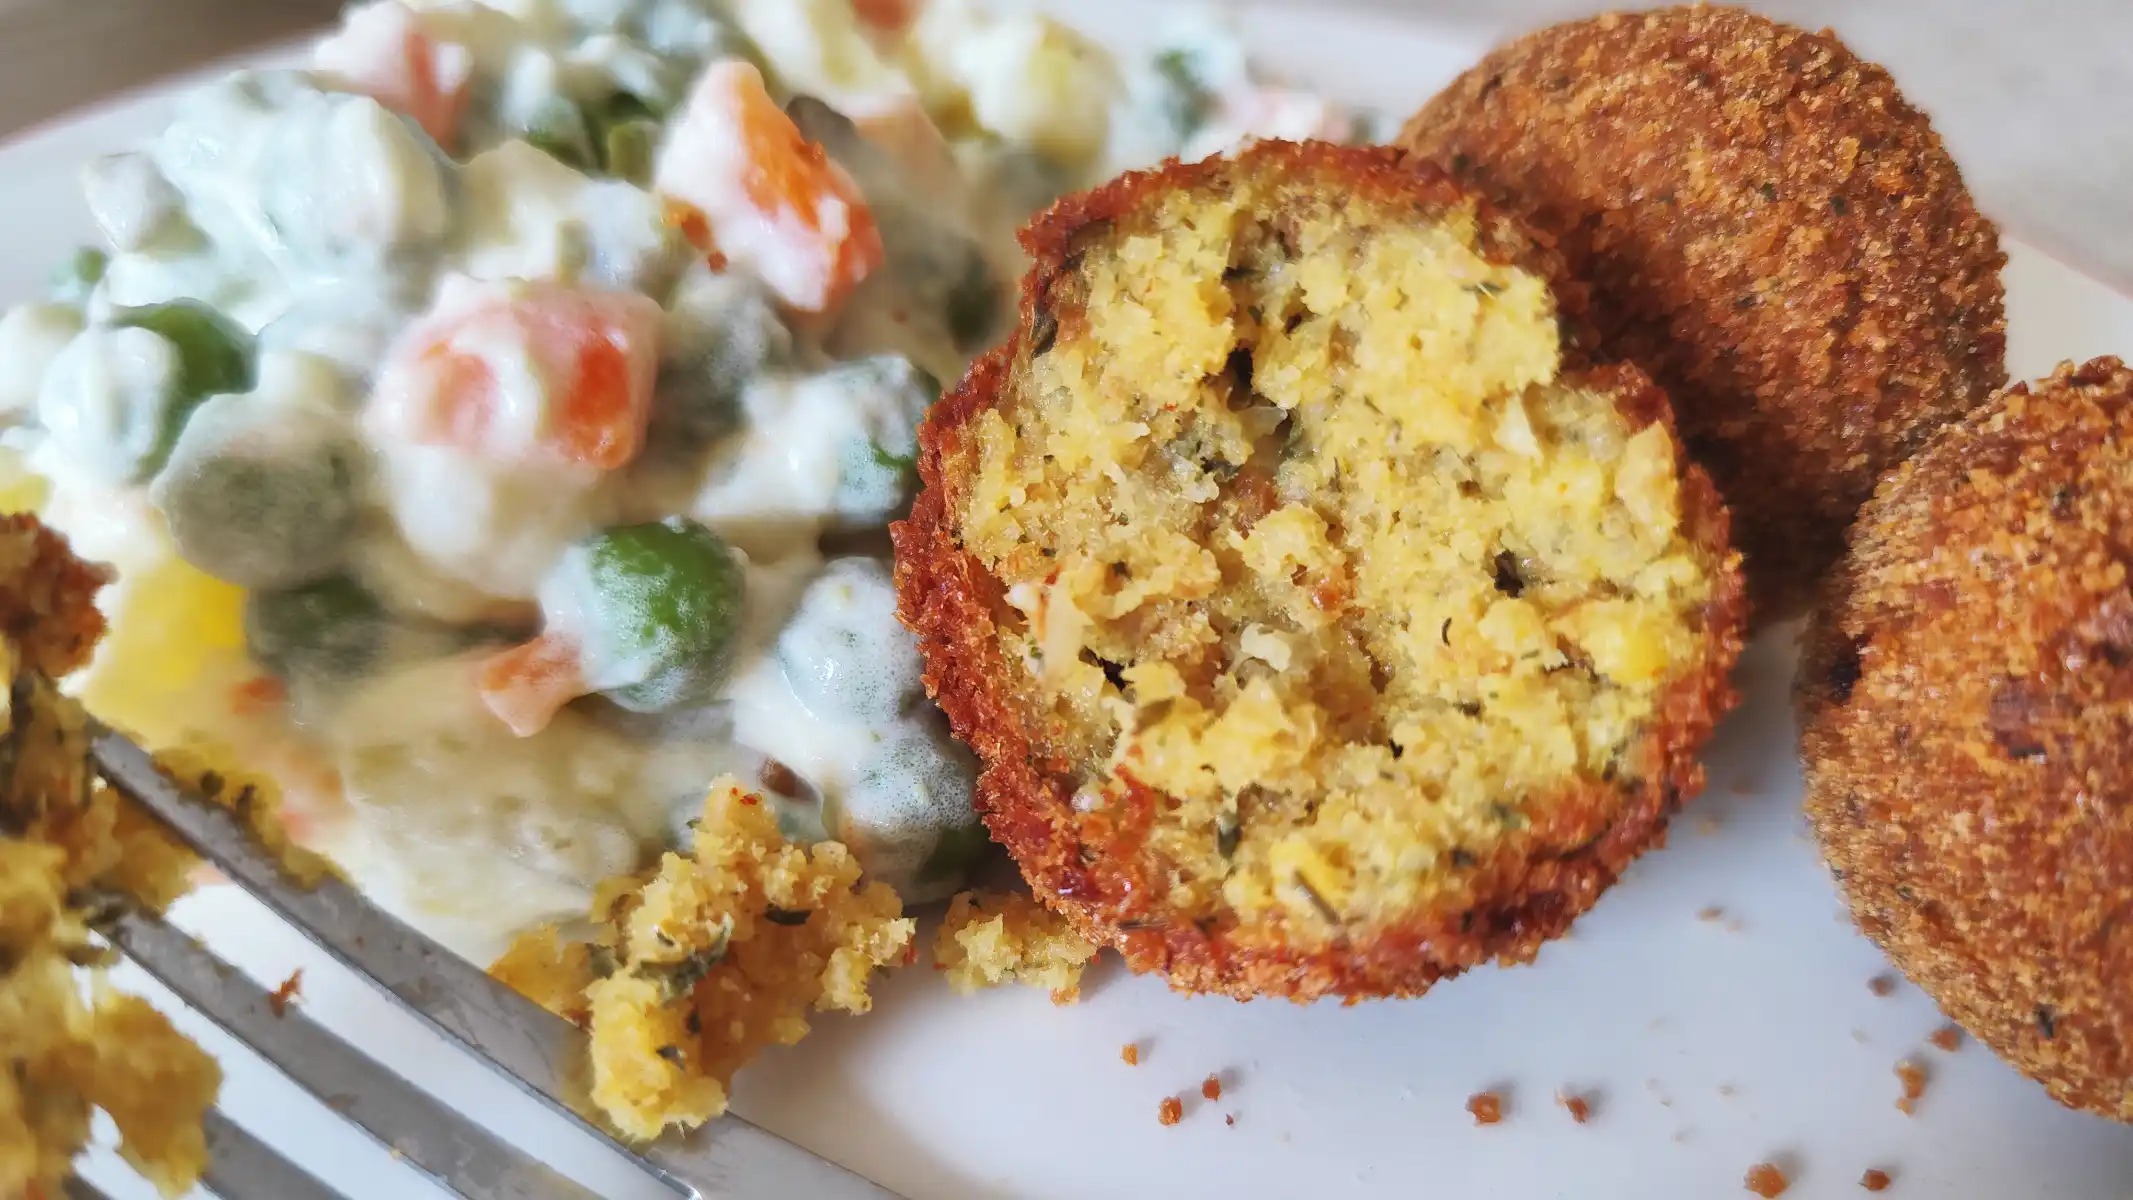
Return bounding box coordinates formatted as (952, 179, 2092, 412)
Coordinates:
(0, 0, 1360, 949)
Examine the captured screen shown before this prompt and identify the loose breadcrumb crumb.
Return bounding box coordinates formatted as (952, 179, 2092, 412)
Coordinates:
(490, 778, 913, 1141)
(1224, 1113, 1236, 1127)
(1928, 1024, 1962, 1052)
(1557, 1090, 1593, 1123)
(1869, 974, 1897, 996)
(1895, 1059, 1927, 1115)
(1745, 1162, 1790, 1196)
(933, 890, 1097, 1003)
(1861, 1168, 1892, 1191)
(1120, 1043, 1140, 1066)
(1158, 1096, 1183, 1127)
(0, 515, 221, 1199)
(1202, 1075, 1223, 1101)
(268, 969, 304, 1018)
(1467, 1092, 1504, 1125)
(1699, 906, 1725, 922)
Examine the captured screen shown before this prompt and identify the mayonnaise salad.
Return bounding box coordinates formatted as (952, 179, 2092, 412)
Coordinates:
(0, 0, 1372, 959)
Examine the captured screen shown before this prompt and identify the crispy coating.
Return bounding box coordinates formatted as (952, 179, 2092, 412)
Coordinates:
(1799, 358, 2133, 1121)
(1401, 6, 2007, 621)
(895, 141, 1744, 1000)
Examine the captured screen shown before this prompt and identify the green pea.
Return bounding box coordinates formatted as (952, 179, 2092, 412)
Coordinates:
(523, 96, 595, 170)
(109, 299, 255, 475)
(47, 247, 108, 308)
(569, 518, 747, 713)
(826, 355, 938, 527)
(652, 271, 792, 443)
(149, 392, 356, 588)
(245, 575, 387, 681)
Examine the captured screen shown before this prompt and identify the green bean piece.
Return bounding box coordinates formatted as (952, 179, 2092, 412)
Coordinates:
(109, 299, 255, 475)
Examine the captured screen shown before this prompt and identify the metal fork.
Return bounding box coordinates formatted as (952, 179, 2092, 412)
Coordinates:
(76, 721, 908, 1200)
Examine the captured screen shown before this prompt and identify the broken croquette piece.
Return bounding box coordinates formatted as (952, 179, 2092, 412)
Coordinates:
(491, 777, 913, 1142)
(1120, 1042, 1140, 1066)
(1861, 1169, 1893, 1192)
(1201, 1075, 1222, 1101)
(0, 515, 218, 1200)
(1157, 1096, 1183, 1127)
(933, 890, 1098, 1003)
(895, 139, 1743, 1001)
(1895, 1059, 1926, 1115)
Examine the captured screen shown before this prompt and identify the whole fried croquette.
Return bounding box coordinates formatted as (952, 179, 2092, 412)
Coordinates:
(1799, 357, 2133, 1122)
(893, 141, 1745, 1001)
(1400, 6, 2007, 621)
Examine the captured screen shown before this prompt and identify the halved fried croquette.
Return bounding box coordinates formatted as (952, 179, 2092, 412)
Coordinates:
(893, 141, 1745, 1001)
(1400, 6, 2007, 622)
(1800, 357, 2133, 1122)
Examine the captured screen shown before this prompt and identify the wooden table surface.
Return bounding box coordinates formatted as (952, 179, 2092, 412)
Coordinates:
(2, 0, 2127, 291)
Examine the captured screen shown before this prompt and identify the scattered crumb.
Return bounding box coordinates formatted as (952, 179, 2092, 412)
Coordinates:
(267, 969, 304, 1018)
(1895, 1059, 1927, 1115)
(1929, 1024, 1962, 1052)
(1120, 1043, 1140, 1067)
(1745, 1162, 1790, 1196)
(1466, 1091, 1504, 1125)
(1224, 1113, 1236, 1127)
(1861, 1168, 1892, 1191)
(933, 890, 1098, 1003)
(1201, 1075, 1223, 1101)
(1557, 1090, 1593, 1124)
(1869, 974, 1897, 997)
(1698, 905, 1726, 922)
(1158, 1096, 1183, 1127)
(1697, 816, 1722, 835)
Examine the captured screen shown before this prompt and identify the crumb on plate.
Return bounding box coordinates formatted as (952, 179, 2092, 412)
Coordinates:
(1202, 1075, 1222, 1101)
(1929, 1024, 1962, 1052)
(1557, 1090, 1592, 1123)
(1869, 974, 1897, 996)
(489, 777, 914, 1141)
(1895, 1059, 1927, 1115)
(1120, 1042, 1140, 1066)
(1467, 1091, 1504, 1125)
(1158, 1096, 1183, 1127)
(1862, 1168, 1892, 1191)
(1745, 1162, 1790, 1196)
(933, 889, 1097, 1003)
(1224, 1113, 1235, 1127)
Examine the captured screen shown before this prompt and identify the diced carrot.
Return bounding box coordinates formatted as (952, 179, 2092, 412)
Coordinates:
(230, 675, 288, 715)
(478, 633, 587, 737)
(654, 61, 884, 313)
(852, 0, 921, 33)
(314, 1, 473, 150)
(372, 278, 662, 470)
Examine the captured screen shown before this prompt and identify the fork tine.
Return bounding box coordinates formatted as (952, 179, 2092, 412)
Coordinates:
(92, 723, 908, 1200)
(107, 909, 601, 1200)
(201, 1108, 347, 1200)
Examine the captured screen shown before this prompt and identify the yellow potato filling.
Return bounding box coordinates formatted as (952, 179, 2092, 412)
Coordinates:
(958, 177, 1716, 940)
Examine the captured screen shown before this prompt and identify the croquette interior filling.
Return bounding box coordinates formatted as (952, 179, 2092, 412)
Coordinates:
(958, 173, 1716, 938)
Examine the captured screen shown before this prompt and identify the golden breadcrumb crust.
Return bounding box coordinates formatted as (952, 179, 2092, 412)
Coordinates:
(895, 141, 1744, 1001)
(1400, 5, 2006, 621)
(934, 889, 1097, 1004)
(1799, 358, 2133, 1122)
(491, 778, 913, 1141)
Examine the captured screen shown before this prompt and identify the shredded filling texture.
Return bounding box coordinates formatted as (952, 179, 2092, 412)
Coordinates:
(957, 176, 1717, 937)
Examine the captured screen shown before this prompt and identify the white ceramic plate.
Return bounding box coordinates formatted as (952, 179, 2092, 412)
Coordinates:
(14, 4, 2133, 1198)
